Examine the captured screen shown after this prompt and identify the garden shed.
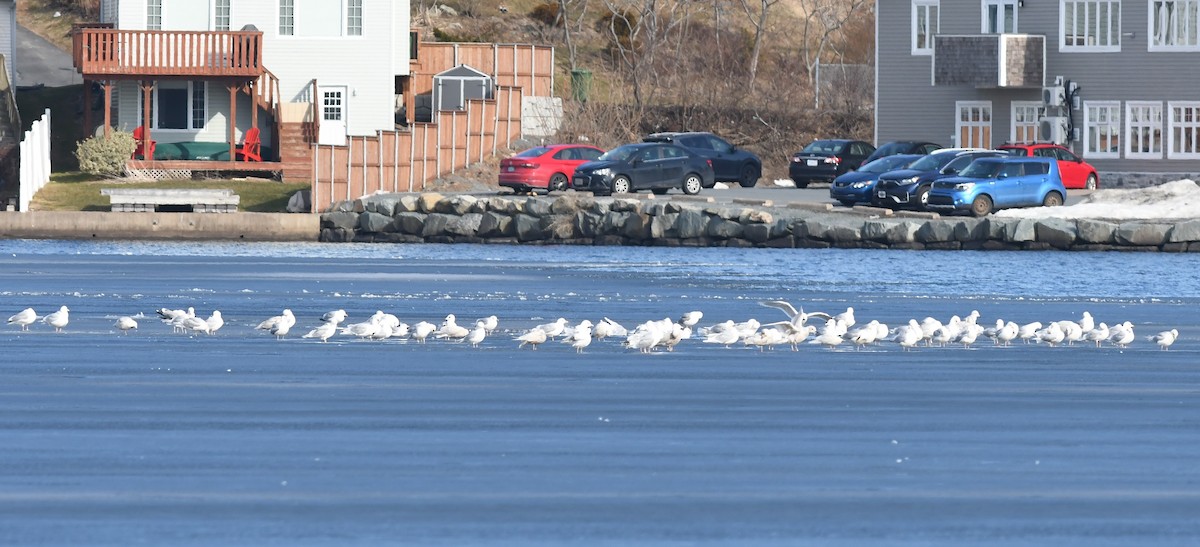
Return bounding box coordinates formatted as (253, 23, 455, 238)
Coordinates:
(432, 64, 493, 112)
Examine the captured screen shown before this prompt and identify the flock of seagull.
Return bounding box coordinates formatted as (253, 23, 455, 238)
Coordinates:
(5, 301, 1183, 353)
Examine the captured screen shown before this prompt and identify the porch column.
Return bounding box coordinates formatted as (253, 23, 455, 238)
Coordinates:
(248, 80, 258, 129)
(102, 81, 113, 138)
(228, 83, 238, 162)
(83, 79, 92, 139)
(140, 81, 153, 155)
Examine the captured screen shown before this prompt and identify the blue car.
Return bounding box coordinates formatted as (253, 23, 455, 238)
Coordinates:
(829, 154, 923, 206)
(871, 149, 1006, 210)
(926, 157, 1066, 217)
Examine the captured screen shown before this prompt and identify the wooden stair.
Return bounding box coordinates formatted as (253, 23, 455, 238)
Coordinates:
(279, 121, 314, 182)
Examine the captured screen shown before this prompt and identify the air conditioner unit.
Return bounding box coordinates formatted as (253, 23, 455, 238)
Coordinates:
(1039, 116, 1069, 144)
(1043, 86, 1066, 107)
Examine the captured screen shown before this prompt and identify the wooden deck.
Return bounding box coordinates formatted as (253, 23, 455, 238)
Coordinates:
(73, 27, 263, 80)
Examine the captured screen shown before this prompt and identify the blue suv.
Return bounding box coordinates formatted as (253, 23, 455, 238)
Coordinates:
(926, 157, 1066, 217)
(829, 154, 922, 206)
(871, 149, 1006, 210)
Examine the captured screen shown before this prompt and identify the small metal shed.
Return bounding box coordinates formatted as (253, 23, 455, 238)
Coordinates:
(432, 64, 493, 112)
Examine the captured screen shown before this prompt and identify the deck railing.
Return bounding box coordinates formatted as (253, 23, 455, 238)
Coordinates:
(73, 28, 264, 79)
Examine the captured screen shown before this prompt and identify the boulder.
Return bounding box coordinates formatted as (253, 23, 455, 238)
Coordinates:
(514, 214, 549, 241)
(477, 211, 512, 237)
(587, 200, 612, 216)
(610, 199, 641, 212)
(604, 211, 630, 233)
(329, 200, 356, 213)
(524, 197, 554, 217)
(487, 196, 520, 214)
(707, 218, 744, 239)
(393, 212, 427, 235)
(1034, 218, 1077, 249)
(1168, 219, 1200, 242)
(444, 213, 483, 236)
(915, 220, 956, 243)
(394, 194, 421, 213)
(320, 211, 359, 231)
(438, 195, 478, 215)
(550, 196, 589, 215)
(861, 220, 892, 241)
(286, 190, 312, 213)
(1004, 218, 1038, 243)
(420, 213, 454, 237)
(357, 211, 393, 233)
(738, 209, 774, 224)
(1076, 219, 1117, 244)
(417, 193, 443, 213)
(674, 208, 709, 239)
(1116, 222, 1171, 246)
(981, 217, 1014, 240)
(622, 213, 652, 240)
(953, 218, 987, 241)
(574, 211, 603, 238)
(650, 213, 680, 239)
(826, 223, 862, 245)
(545, 215, 579, 239)
(366, 195, 402, 217)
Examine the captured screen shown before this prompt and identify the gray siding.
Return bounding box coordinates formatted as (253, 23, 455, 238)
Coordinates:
(0, 1, 14, 82)
(877, 0, 1200, 177)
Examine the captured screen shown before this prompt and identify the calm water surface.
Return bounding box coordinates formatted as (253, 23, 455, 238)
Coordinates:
(1, 240, 1198, 546)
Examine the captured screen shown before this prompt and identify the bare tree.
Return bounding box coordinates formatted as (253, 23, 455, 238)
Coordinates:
(557, 0, 593, 72)
(801, 0, 870, 87)
(599, 0, 695, 110)
(738, 0, 781, 93)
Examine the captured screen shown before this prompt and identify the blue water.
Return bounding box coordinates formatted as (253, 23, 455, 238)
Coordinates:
(1, 240, 1198, 546)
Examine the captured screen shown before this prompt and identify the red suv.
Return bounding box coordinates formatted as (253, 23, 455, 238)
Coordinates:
(998, 143, 1099, 190)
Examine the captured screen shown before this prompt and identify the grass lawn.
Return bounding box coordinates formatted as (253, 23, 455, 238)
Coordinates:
(31, 172, 311, 212)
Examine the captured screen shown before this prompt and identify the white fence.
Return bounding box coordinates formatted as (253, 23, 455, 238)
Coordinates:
(18, 108, 51, 212)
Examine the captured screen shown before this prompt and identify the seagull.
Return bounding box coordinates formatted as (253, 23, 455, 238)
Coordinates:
(758, 300, 831, 328)
(467, 323, 488, 348)
(1084, 322, 1110, 348)
(893, 320, 923, 351)
(563, 320, 593, 353)
(478, 315, 499, 334)
(1109, 321, 1135, 348)
(114, 316, 138, 334)
(516, 328, 548, 350)
(42, 306, 70, 333)
(256, 309, 294, 332)
(302, 321, 338, 343)
(411, 321, 436, 343)
(435, 315, 470, 341)
(205, 310, 224, 335)
(1149, 329, 1179, 351)
(536, 317, 569, 339)
(809, 329, 844, 350)
(679, 311, 703, 328)
(833, 307, 856, 329)
(1017, 321, 1042, 344)
(594, 317, 627, 339)
(1037, 322, 1066, 347)
(180, 314, 211, 335)
(321, 309, 348, 324)
(7, 308, 36, 331)
(703, 327, 740, 348)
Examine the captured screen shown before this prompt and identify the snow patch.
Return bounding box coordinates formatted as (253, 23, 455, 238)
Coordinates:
(772, 179, 796, 188)
(995, 180, 1200, 220)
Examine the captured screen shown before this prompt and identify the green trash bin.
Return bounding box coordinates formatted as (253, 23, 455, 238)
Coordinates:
(570, 69, 593, 103)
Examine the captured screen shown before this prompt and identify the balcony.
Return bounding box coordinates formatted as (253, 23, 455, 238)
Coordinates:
(73, 26, 264, 80)
(932, 34, 1044, 88)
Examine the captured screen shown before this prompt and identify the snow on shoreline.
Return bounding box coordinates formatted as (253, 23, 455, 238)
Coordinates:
(996, 180, 1200, 220)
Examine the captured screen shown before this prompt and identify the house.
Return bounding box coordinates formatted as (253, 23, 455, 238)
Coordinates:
(0, 1, 13, 83)
(75, 0, 411, 181)
(876, 0, 1200, 184)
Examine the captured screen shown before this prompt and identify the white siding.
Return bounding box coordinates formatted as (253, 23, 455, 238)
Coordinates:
(393, 2, 411, 77)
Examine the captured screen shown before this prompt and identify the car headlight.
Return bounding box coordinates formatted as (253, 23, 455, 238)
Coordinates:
(899, 176, 919, 184)
(851, 181, 870, 189)
(593, 168, 611, 177)
(953, 182, 976, 191)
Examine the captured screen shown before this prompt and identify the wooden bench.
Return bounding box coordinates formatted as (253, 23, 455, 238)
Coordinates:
(101, 188, 240, 213)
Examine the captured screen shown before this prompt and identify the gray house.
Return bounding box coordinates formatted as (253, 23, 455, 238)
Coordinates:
(0, 0, 13, 82)
(876, 0, 1200, 184)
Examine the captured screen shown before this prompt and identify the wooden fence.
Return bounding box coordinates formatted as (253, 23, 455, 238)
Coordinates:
(410, 43, 554, 97)
(311, 86, 522, 208)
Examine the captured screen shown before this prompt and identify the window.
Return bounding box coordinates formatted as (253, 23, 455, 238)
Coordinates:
(1126, 101, 1164, 159)
(138, 82, 207, 131)
(1168, 102, 1200, 158)
(912, 0, 940, 55)
(322, 90, 343, 121)
(147, 0, 162, 30)
(347, 0, 363, 36)
(1151, 1, 1200, 49)
(215, 0, 231, 31)
(1061, 1, 1121, 50)
(279, 0, 294, 36)
(410, 31, 420, 60)
(956, 101, 993, 148)
(1084, 101, 1121, 157)
(1011, 102, 1043, 143)
(983, 0, 1018, 33)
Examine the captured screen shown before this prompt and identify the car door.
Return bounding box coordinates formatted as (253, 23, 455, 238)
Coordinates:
(846, 142, 873, 171)
(629, 147, 662, 189)
(701, 135, 739, 180)
(1053, 147, 1086, 188)
(1025, 161, 1053, 203)
(993, 162, 1026, 207)
(658, 145, 688, 187)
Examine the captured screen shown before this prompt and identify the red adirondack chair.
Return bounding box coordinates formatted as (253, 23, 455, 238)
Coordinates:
(131, 126, 156, 160)
(236, 127, 262, 162)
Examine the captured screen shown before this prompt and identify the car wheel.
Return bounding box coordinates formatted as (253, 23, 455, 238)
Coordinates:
(548, 173, 568, 192)
(915, 186, 930, 209)
(971, 195, 993, 217)
(794, 180, 809, 189)
(611, 176, 631, 195)
(1085, 174, 1098, 190)
(682, 174, 703, 195)
(738, 165, 760, 188)
(651, 188, 669, 195)
(1043, 191, 1064, 207)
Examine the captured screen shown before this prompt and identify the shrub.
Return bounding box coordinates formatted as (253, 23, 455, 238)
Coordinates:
(529, 2, 560, 26)
(75, 131, 137, 176)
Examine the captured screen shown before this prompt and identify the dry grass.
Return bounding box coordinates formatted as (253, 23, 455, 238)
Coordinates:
(16, 0, 98, 52)
(30, 173, 310, 212)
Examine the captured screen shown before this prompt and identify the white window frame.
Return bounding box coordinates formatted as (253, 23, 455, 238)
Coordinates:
(956, 101, 993, 148)
(1149, 0, 1200, 50)
(983, 0, 1019, 33)
(1084, 101, 1122, 158)
(1125, 101, 1164, 159)
(1060, 0, 1123, 52)
(1011, 101, 1043, 143)
(912, 0, 940, 55)
(213, 0, 232, 32)
(279, 0, 295, 36)
(346, 0, 364, 36)
(1168, 101, 1200, 158)
(137, 81, 209, 132)
(147, 0, 163, 31)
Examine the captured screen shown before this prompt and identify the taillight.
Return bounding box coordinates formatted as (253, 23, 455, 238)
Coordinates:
(517, 162, 539, 169)
(823, 157, 841, 165)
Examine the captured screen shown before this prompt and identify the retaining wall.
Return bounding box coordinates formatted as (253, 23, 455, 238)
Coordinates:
(320, 193, 1200, 252)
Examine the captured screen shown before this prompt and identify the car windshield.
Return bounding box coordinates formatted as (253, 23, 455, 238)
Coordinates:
(872, 142, 907, 156)
(999, 148, 1026, 156)
(515, 147, 550, 158)
(802, 140, 844, 154)
(907, 152, 958, 171)
(959, 160, 1004, 178)
(860, 155, 917, 173)
(599, 145, 640, 162)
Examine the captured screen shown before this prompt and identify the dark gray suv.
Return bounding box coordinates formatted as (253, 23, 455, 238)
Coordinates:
(643, 132, 762, 187)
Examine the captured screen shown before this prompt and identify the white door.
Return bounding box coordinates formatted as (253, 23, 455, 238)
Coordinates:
(318, 86, 347, 146)
(982, 0, 1018, 33)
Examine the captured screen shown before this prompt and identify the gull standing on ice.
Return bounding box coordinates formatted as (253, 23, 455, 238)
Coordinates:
(42, 306, 70, 333)
(758, 300, 831, 328)
(477, 315, 499, 334)
(205, 310, 225, 335)
(114, 316, 138, 334)
(467, 322, 488, 348)
(302, 321, 338, 343)
(7, 308, 36, 331)
(516, 328, 548, 350)
(1149, 329, 1179, 350)
(678, 311, 703, 328)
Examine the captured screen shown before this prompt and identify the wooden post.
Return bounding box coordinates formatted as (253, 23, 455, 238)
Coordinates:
(140, 81, 153, 154)
(248, 80, 258, 129)
(228, 83, 238, 162)
(102, 81, 113, 138)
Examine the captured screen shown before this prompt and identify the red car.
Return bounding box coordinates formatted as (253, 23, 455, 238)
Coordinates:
(499, 144, 605, 194)
(998, 143, 1099, 190)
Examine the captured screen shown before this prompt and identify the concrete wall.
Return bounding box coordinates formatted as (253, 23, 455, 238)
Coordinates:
(0, 211, 319, 241)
